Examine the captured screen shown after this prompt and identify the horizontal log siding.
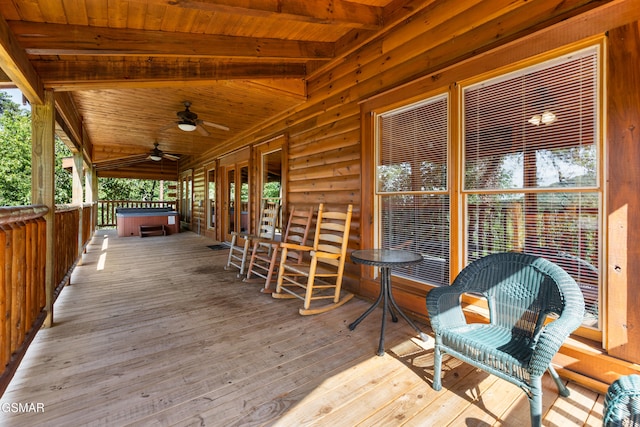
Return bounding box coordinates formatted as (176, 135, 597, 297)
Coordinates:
(177, 1, 638, 308)
(192, 168, 206, 235)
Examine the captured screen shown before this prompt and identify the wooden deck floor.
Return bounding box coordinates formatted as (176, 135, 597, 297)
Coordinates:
(1, 230, 604, 426)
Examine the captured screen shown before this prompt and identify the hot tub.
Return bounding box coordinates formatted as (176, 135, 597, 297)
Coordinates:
(116, 208, 180, 237)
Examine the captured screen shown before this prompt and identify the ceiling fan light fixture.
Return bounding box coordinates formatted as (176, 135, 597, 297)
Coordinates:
(178, 120, 197, 132)
(149, 153, 162, 161)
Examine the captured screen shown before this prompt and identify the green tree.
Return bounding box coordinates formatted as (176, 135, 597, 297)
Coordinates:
(54, 139, 73, 204)
(0, 91, 74, 206)
(98, 177, 172, 201)
(0, 92, 32, 206)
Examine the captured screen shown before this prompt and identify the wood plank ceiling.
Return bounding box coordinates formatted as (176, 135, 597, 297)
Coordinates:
(0, 0, 391, 179)
(0, 0, 610, 180)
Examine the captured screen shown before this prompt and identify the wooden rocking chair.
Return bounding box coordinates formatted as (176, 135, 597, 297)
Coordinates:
(272, 204, 354, 315)
(225, 200, 280, 278)
(244, 205, 314, 293)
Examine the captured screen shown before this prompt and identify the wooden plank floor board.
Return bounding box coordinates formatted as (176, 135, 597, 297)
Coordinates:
(0, 230, 605, 426)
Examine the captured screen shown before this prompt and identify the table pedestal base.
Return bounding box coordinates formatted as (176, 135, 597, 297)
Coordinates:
(349, 266, 429, 356)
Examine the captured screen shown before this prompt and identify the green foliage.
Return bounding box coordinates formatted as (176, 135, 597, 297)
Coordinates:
(54, 140, 73, 204)
(262, 181, 281, 198)
(98, 178, 172, 201)
(0, 91, 79, 206)
(0, 93, 32, 206)
(0, 90, 175, 206)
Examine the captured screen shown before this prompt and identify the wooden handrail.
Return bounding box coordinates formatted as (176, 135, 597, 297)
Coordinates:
(0, 205, 48, 225)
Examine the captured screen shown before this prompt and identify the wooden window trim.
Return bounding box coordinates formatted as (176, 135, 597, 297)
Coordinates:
(360, 35, 607, 343)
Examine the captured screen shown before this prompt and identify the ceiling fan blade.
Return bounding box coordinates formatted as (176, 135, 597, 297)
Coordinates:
(95, 153, 149, 170)
(196, 123, 210, 136)
(158, 122, 178, 132)
(201, 120, 230, 131)
(163, 153, 180, 161)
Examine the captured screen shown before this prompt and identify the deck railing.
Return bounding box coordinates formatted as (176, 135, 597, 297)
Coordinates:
(0, 205, 48, 375)
(97, 200, 177, 227)
(54, 205, 94, 298)
(1, 203, 96, 394)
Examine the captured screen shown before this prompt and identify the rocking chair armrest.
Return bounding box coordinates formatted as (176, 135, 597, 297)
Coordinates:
(251, 236, 279, 246)
(426, 286, 469, 331)
(280, 242, 314, 251)
(311, 251, 341, 260)
(231, 231, 255, 239)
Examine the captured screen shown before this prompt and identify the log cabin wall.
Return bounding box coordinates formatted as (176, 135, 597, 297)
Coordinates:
(191, 168, 206, 236)
(178, 3, 640, 383)
(606, 21, 640, 364)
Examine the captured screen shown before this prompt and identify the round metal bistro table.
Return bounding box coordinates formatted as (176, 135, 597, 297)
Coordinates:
(348, 249, 430, 356)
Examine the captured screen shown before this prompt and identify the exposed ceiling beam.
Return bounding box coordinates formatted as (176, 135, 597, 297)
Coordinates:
(32, 59, 308, 90)
(96, 167, 179, 181)
(135, 0, 383, 30)
(10, 22, 335, 59)
(0, 15, 43, 104)
(54, 91, 93, 163)
(311, 0, 442, 80)
(245, 79, 306, 99)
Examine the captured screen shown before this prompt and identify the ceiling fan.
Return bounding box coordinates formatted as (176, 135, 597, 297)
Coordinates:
(93, 143, 179, 171)
(170, 101, 230, 136)
(148, 142, 179, 162)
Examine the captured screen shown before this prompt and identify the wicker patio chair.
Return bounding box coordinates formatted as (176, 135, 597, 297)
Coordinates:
(426, 252, 585, 427)
(604, 374, 640, 426)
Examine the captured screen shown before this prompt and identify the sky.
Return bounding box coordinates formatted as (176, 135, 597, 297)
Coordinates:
(1, 88, 30, 110)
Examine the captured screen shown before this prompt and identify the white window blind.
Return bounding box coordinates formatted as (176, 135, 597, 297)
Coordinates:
(464, 46, 598, 191)
(377, 95, 449, 286)
(463, 46, 600, 327)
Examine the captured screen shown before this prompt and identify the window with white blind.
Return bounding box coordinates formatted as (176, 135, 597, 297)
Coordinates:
(463, 45, 601, 327)
(377, 95, 449, 286)
(374, 45, 601, 329)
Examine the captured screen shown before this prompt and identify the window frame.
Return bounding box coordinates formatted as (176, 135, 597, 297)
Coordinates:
(458, 43, 604, 333)
(374, 93, 451, 287)
(363, 38, 605, 340)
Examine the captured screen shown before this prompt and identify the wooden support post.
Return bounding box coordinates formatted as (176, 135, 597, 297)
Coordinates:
(31, 90, 56, 328)
(72, 150, 84, 263)
(86, 165, 97, 239)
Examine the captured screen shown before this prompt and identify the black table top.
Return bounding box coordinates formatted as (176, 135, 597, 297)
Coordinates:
(351, 249, 423, 267)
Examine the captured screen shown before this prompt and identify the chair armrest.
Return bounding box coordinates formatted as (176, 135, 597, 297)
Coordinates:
(231, 231, 254, 239)
(426, 286, 468, 332)
(528, 282, 584, 375)
(311, 251, 341, 259)
(251, 237, 279, 246)
(528, 313, 584, 376)
(280, 242, 314, 251)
